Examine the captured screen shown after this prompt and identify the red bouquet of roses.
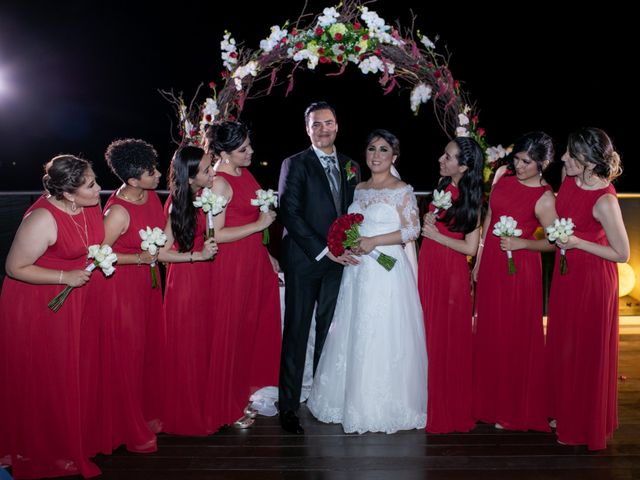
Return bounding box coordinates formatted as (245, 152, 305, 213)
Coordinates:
(327, 213, 396, 271)
(328, 213, 363, 256)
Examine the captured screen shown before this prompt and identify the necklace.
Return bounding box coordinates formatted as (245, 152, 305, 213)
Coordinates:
(68, 207, 89, 251)
(119, 186, 145, 202)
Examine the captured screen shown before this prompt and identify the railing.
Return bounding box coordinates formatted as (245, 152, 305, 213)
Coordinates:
(1, 191, 639, 316)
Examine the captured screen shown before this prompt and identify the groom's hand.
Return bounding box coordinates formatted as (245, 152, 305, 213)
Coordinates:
(327, 251, 360, 266)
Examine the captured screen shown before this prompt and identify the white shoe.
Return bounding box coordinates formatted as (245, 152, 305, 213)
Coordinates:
(494, 423, 505, 430)
(233, 414, 255, 429)
(549, 419, 557, 429)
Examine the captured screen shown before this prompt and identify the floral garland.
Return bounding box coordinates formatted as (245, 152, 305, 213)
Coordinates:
(163, 0, 509, 185)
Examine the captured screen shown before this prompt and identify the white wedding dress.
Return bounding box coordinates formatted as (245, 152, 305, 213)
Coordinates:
(307, 185, 427, 433)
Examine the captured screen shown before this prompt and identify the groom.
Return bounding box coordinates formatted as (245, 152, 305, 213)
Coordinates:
(277, 101, 360, 434)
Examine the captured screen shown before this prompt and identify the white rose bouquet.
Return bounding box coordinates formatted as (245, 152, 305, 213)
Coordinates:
(546, 217, 575, 275)
(193, 187, 228, 239)
(48, 244, 117, 312)
(139, 226, 167, 288)
(431, 189, 453, 215)
(251, 189, 278, 245)
(492, 215, 523, 275)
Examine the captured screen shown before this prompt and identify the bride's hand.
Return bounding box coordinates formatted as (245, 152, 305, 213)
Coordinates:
(355, 236, 376, 255)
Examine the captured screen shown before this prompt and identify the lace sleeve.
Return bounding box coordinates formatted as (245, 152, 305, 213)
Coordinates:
(397, 187, 420, 243)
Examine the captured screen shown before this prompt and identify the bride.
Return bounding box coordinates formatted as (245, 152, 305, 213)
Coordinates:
(307, 129, 427, 434)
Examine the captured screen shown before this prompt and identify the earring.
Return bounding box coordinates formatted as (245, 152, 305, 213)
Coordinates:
(71, 200, 77, 212)
(224, 157, 230, 164)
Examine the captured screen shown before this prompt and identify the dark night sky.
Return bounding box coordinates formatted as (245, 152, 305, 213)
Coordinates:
(0, 0, 636, 192)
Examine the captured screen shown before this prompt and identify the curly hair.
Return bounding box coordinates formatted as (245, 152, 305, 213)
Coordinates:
(168, 146, 206, 252)
(204, 121, 248, 156)
(568, 127, 622, 182)
(505, 131, 554, 183)
(42, 155, 92, 200)
(105, 138, 158, 183)
(437, 137, 484, 234)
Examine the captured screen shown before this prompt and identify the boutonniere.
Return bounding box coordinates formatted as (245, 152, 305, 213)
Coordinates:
(345, 160, 356, 181)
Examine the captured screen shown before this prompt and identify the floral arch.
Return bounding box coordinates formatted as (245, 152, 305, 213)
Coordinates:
(162, 0, 509, 184)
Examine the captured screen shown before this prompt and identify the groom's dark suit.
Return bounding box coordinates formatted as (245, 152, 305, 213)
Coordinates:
(278, 147, 359, 413)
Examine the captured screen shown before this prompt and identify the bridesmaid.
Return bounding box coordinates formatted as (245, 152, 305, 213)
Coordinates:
(546, 128, 629, 449)
(472, 132, 557, 431)
(204, 121, 281, 428)
(418, 136, 483, 433)
(0, 155, 103, 478)
(159, 146, 218, 435)
(81, 139, 163, 455)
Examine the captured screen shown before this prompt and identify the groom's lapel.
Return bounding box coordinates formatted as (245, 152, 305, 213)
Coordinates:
(337, 154, 350, 214)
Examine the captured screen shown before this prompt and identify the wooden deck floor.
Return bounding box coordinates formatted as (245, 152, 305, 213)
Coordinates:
(88, 334, 640, 479)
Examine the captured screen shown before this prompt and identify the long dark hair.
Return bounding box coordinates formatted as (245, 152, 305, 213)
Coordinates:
(168, 146, 205, 252)
(438, 137, 484, 233)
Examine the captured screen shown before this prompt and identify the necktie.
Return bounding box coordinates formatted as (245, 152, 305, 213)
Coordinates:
(322, 155, 341, 211)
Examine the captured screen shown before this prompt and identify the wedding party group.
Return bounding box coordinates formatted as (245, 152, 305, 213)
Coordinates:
(0, 101, 630, 479)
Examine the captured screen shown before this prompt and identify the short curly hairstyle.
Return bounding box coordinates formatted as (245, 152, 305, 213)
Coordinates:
(105, 138, 158, 183)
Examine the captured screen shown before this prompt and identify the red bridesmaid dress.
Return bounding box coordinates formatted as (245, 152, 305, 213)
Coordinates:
(81, 191, 165, 455)
(418, 183, 475, 433)
(473, 174, 550, 431)
(161, 199, 219, 435)
(0, 196, 103, 479)
(546, 177, 619, 450)
(206, 170, 281, 426)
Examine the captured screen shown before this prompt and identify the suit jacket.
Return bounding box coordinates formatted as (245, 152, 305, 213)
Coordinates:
(278, 147, 360, 276)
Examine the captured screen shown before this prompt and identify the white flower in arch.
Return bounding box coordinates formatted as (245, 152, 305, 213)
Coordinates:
(318, 7, 340, 27)
(260, 25, 288, 53)
(410, 83, 432, 113)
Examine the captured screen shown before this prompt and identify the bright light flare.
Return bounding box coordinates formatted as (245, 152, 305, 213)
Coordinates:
(0, 65, 14, 100)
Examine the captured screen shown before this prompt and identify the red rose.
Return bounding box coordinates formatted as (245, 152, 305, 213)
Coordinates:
(353, 22, 361, 30)
(295, 41, 304, 50)
(327, 214, 364, 256)
(315, 27, 324, 36)
(477, 128, 485, 137)
(334, 33, 343, 41)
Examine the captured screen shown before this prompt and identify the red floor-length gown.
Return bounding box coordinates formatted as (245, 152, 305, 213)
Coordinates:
(161, 198, 219, 435)
(418, 183, 475, 433)
(546, 177, 619, 450)
(206, 170, 281, 426)
(81, 191, 165, 455)
(473, 174, 551, 431)
(0, 196, 103, 479)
